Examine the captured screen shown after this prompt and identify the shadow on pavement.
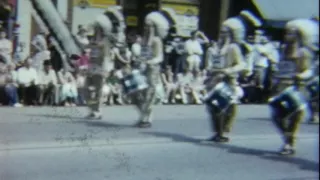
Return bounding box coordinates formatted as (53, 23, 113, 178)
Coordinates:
(141, 131, 319, 172)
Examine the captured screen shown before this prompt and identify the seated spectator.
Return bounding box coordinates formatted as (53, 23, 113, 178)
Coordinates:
(38, 60, 58, 105)
(161, 66, 177, 104)
(191, 70, 206, 103)
(57, 68, 77, 106)
(0, 30, 12, 64)
(17, 59, 40, 105)
(104, 70, 123, 105)
(176, 69, 194, 104)
(75, 68, 87, 105)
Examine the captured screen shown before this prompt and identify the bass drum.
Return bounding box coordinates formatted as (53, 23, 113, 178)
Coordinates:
(121, 69, 149, 95)
(203, 82, 234, 112)
(268, 86, 307, 118)
(306, 77, 319, 101)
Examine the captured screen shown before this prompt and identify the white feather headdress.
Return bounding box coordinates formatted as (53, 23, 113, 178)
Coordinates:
(145, 8, 177, 39)
(286, 19, 319, 49)
(223, 10, 262, 42)
(90, 6, 125, 36)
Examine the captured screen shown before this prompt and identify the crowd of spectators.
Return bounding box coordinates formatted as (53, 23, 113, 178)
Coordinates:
(0, 18, 318, 107)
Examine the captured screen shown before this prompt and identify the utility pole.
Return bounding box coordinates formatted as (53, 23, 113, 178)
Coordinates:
(218, 0, 230, 33)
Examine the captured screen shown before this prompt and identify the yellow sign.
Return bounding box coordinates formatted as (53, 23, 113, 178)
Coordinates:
(162, 3, 199, 16)
(126, 16, 138, 26)
(74, 0, 117, 8)
(162, 0, 199, 5)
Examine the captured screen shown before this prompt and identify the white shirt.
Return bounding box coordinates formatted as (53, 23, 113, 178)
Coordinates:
(38, 69, 58, 85)
(76, 35, 89, 46)
(131, 43, 141, 57)
(177, 73, 193, 86)
(31, 34, 48, 52)
(17, 67, 39, 85)
(10, 70, 18, 82)
(57, 71, 75, 85)
(0, 38, 12, 64)
(185, 39, 203, 56)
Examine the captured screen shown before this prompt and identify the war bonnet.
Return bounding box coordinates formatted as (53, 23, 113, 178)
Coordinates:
(92, 6, 125, 36)
(222, 10, 262, 42)
(286, 18, 319, 50)
(144, 8, 178, 39)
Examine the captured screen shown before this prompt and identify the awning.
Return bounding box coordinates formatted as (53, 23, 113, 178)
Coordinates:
(252, 0, 319, 21)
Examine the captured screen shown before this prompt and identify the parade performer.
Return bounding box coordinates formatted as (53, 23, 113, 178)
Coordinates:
(86, 6, 126, 119)
(269, 19, 317, 155)
(121, 8, 177, 128)
(203, 11, 261, 142)
(307, 17, 319, 124)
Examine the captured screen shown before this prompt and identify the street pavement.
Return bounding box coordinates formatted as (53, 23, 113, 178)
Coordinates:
(0, 105, 318, 180)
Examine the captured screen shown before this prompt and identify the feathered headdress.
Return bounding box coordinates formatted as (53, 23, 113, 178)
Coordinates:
(91, 6, 125, 36)
(145, 8, 178, 39)
(223, 10, 262, 42)
(286, 18, 319, 50)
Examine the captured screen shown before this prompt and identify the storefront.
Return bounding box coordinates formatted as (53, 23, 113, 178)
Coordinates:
(161, 0, 199, 37)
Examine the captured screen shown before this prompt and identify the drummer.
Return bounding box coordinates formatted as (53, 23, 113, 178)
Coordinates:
(203, 11, 261, 143)
(85, 6, 126, 119)
(270, 19, 317, 155)
(128, 9, 177, 128)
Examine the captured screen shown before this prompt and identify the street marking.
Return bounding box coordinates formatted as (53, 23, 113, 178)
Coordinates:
(0, 134, 317, 151)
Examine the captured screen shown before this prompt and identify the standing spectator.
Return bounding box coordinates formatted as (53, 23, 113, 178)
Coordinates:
(76, 28, 89, 46)
(77, 49, 90, 69)
(0, 29, 12, 64)
(131, 35, 142, 68)
(205, 41, 219, 70)
(31, 31, 50, 71)
(17, 59, 40, 105)
(185, 31, 208, 72)
(57, 68, 77, 106)
(38, 60, 58, 105)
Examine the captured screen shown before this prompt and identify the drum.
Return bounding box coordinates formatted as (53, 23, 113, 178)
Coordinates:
(268, 86, 306, 118)
(306, 77, 319, 101)
(121, 69, 149, 95)
(203, 82, 234, 112)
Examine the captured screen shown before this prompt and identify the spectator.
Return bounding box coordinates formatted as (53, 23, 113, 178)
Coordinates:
(185, 31, 206, 72)
(176, 69, 194, 104)
(38, 60, 58, 105)
(76, 28, 89, 46)
(57, 68, 77, 106)
(17, 59, 40, 105)
(75, 68, 87, 105)
(161, 66, 177, 104)
(131, 35, 142, 68)
(205, 41, 219, 70)
(3, 64, 22, 107)
(77, 49, 90, 69)
(105, 70, 123, 105)
(31, 31, 51, 71)
(0, 29, 12, 64)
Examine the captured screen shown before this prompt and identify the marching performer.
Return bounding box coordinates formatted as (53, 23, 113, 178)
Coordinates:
(128, 9, 177, 128)
(269, 19, 317, 155)
(203, 11, 261, 142)
(86, 6, 126, 119)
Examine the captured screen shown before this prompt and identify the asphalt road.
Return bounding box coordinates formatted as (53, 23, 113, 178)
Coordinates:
(0, 105, 318, 180)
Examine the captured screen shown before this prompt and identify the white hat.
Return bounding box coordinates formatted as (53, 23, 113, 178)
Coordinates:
(286, 19, 319, 50)
(145, 8, 178, 39)
(223, 10, 262, 42)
